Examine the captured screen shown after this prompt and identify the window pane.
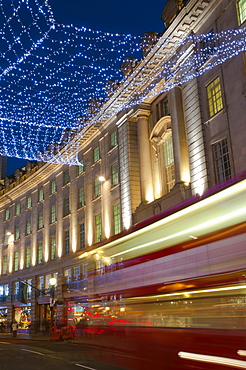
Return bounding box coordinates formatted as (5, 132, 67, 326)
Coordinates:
(79, 223, 85, 249)
(77, 160, 84, 175)
(50, 205, 56, 223)
(64, 230, 70, 254)
(14, 252, 19, 271)
(15, 225, 20, 240)
(26, 247, 31, 268)
(95, 214, 102, 242)
(94, 178, 101, 198)
(15, 203, 21, 215)
(113, 204, 121, 235)
(50, 236, 56, 260)
(238, 0, 246, 24)
(50, 180, 56, 194)
(93, 146, 100, 162)
(110, 131, 117, 148)
(38, 242, 43, 264)
(64, 197, 70, 216)
(111, 162, 119, 186)
(213, 138, 231, 183)
(206, 77, 223, 117)
(78, 187, 85, 208)
(38, 189, 44, 202)
(63, 170, 70, 185)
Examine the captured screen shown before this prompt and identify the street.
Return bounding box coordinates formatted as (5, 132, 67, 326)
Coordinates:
(0, 338, 126, 370)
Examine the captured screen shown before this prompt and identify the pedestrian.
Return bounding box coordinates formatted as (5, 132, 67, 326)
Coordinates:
(12, 319, 18, 338)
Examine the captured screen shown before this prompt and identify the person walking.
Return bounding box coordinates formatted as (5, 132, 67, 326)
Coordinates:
(12, 319, 18, 338)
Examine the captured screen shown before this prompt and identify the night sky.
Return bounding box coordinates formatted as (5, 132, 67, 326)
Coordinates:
(7, 0, 168, 176)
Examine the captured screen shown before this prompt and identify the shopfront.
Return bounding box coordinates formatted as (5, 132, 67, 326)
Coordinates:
(0, 307, 7, 332)
(13, 303, 31, 331)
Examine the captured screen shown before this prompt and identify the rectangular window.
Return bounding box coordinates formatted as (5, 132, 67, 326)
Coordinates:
(94, 177, 101, 198)
(206, 76, 223, 118)
(78, 187, 85, 208)
(15, 225, 20, 240)
(4, 231, 8, 245)
(113, 204, 121, 235)
(15, 203, 21, 215)
(50, 205, 56, 223)
(5, 209, 10, 221)
(64, 230, 70, 254)
(38, 188, 44, 202)
(14, 251, 19, 271)
(38, 212, 43, 229)
(200, 30, 215, 62)
(163, 134, 175, 192)
(64, 268, 72, 283)
(111, 162, 119, 186)
(26, 219, 31, 235)
(25, 247, 31, 268)
(63, 170, 70, 185)
(50, 236, 56, 260)
(63, 197, 70, 216)
(27, 279, 32, 299)
(26, 196, 32, 209)
(110, 131, 117, 148)
(73, 266, 80, 281)
(77, 159, 84, 175)
(237, 0, 246, 25)
(38, 242, 43, 264)
(3, 256, 7, 274)
(38, 276, 44, 290)
(161, 97, 170, 117)
(79, 223, 85, 249)
(95, 214, 102, 243)
(50, 180, 56, 194)
(93, 146, 100, 162)
(212, 138, 232, 183)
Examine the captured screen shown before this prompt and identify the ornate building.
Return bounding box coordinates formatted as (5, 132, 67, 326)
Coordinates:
(0, 0, 245, 333)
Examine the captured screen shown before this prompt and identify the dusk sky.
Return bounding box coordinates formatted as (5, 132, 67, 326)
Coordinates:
(7, 0, 168, 175)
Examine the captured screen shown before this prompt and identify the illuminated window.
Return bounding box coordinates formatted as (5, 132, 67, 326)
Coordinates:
(26, 219, 31, 235)
(50, 205, 56, 223)
(206, 76, 223, 117)
(94, 177, 101, 198)
(63, 197, 70, 216)
(111, 162, 119, 186)
(212, 138, 231, 183)
(78, 187, 85, 208)
(95, 214, 102, 242)
(38, 188, 44, 202)
(163, 134, 175, 192)
(4, 231, 8, 245)
(93, 146, 100, 162)
(110, 131, 117, 148)
(64, 268, 71, 283)
(38, 242, 43, 264)
(15, 224, 20, 240)
(25, 247, 31, 268)
(79, 223, 85, 249)
(26, 196, 32, 209)
(64, 230, 70, 254)
(3, 256, 7, 274)
(38, 212, 43, 229)
(50, 180, 56, 194)
(5, 209, 10, 221)
(14, 251, 19, 271)
(63, 170, 70, 185)
(15, 203, 21, 215)
(113, 204, 121, 235)
(50, 236, 56, 260)
(77, 159, 84, 175)
(237, 0, 246, 25)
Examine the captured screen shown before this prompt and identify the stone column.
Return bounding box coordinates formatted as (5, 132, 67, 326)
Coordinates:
(136, 109, 154, 203)
(168, 86, 190, 185)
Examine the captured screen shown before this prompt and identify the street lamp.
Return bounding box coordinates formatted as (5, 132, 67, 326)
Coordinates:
(49, 277, 57, 327)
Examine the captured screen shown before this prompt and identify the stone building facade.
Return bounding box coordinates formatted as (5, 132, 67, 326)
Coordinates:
(0, 0, 245, 332)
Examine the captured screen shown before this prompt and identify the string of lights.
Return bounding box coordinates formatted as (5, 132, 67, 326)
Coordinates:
(0, 0, 245, 166)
